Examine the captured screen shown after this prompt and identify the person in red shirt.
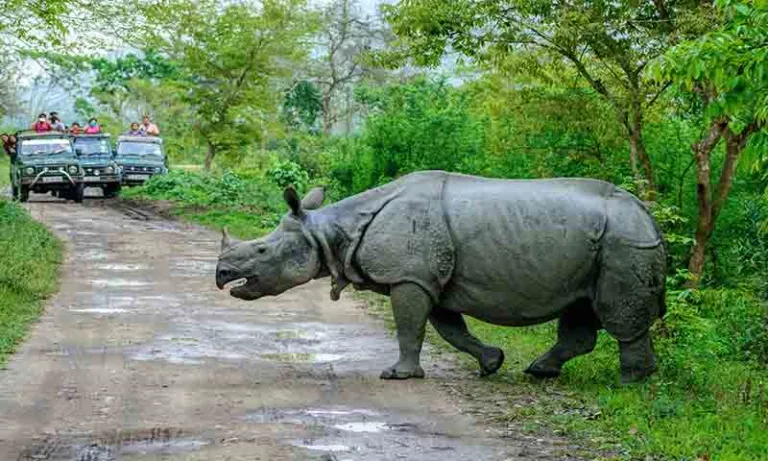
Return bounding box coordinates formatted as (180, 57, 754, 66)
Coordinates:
(69, 122, 83, 135)
(31, 113, 52, 132)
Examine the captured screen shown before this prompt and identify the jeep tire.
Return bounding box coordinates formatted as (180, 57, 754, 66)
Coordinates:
(19, 186, 29, 203)
(72, 184, 85, 203)
(103, 184, 121, 199)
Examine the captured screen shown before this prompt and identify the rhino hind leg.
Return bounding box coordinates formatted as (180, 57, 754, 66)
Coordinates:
(525, 299, 600, 379)
(429, 308, 505, 377)
(380, 283, 432, 380)
(595, 243, 665, 383)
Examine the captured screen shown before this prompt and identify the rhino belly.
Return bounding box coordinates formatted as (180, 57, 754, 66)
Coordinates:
(439, 234, 597, 326)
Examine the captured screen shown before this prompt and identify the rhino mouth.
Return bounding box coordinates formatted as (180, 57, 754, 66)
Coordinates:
(228, 276, 263, 300)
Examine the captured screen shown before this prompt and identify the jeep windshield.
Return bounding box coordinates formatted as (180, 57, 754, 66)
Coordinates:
(19, 139, 73, 156)
(75, 138, 111, 156)
(116, 142, 163, 158)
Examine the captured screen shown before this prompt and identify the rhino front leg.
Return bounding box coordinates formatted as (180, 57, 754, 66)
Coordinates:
(429, 308, 504, 377)
(381, 283, 432, 380)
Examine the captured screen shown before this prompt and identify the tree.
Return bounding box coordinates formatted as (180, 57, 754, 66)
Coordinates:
(655, 0, 768, 284)
(378, 0, 715, 199)
(312, 0, 387, 135)
(139, 0, 317, 170)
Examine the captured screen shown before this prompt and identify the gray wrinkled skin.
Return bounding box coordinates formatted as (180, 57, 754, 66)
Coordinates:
(216, 171, 667, 383)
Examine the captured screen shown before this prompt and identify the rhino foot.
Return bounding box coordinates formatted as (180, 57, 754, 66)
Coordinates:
(479, 347, 505, 377)
(380, 363, 425, 380)
(523, 360, 562, 379)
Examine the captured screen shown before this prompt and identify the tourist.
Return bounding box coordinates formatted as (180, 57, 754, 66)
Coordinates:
(139, 115, 159, 136)
(84, 118, 102, 134)
(125, 122, 143, 136)
(31, 113, 52, 132)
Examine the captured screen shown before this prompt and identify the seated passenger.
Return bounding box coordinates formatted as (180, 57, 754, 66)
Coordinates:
(125, 122, 143, 136)
(140, 115, 159, 136)
(84, 118, 102, 134)
(32, 113, 52, 132)
(70, 122, 83, 135)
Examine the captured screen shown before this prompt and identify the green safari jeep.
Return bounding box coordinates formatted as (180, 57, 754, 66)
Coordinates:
(115, 135, 168, 186)
(10, 132, 85, 202)
(72, 134, 122, 198)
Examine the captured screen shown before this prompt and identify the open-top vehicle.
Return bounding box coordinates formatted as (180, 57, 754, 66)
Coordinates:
(10, 131, 85, 202)
(72, 134, 122, 198)
(114, 135, 168, 186)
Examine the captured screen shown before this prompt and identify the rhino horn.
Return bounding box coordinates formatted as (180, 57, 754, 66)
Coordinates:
(221, 227, 235, 251)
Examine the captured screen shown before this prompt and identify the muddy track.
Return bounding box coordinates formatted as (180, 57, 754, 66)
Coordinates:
(0, 192, 579, 460)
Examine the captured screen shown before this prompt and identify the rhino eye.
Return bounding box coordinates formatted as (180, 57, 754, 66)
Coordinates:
(258, 247, 266, 254)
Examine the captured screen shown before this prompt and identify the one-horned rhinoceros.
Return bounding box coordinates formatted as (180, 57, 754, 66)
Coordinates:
(215, 171, 666, 383)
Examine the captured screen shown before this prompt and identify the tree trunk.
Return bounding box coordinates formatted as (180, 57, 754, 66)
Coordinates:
(686, 118, 728, 285)
(628, 95, 656, 200)
(204, 142, 216, 172)
(322, 95, 333, 136)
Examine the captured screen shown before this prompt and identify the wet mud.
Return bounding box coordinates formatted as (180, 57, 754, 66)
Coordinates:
(0, 193, 579, 460)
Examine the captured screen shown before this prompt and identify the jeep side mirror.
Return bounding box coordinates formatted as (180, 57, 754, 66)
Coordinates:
(75, 148, 83, 156)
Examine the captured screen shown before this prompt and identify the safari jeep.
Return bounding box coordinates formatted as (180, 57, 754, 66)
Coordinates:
(73, 134, 122, 198)
(10, 132, 85, 202)
(114, 135, 168, 186)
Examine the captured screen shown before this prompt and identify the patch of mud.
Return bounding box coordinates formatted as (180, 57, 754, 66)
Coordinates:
(246, 407, 509, 460)
(16, 428, 209, 461)
(129, 320, 395, 369)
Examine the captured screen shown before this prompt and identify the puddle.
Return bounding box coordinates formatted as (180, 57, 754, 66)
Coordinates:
(333, 422, 389, 433)
(93, 263, 148, 271)
(297, 443, 352, 452)
(168, 258, 218, 277)
(246, 407, 507, 460)
(130, 320, 394, 369)
(92, 279, 151, 288)
(17, 428, 209, 461)
(79, 249, 109, 261)
(70, 308, 130, 314)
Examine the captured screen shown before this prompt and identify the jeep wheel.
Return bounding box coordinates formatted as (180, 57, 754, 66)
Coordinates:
(19, 186, 29, 203)
(11, 185, 19, 200)
(73, 184, 85, 203)
(103, 184, 120, 199)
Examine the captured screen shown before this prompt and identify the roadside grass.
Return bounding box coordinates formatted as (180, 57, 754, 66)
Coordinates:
(124, 169, 768, 460)
(120, 169, 285, 239)
(0, 161, 9, 188)
(0, 200, 62, 366)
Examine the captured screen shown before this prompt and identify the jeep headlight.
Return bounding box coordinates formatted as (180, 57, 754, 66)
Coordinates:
(68, 165, 79, 174)
(25, 167, 35, 175)
(154, 167, 162, 173)
(105, 166, 114, 174)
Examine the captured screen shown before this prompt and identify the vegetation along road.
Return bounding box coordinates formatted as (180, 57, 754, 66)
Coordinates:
(0, 195, 581, 460)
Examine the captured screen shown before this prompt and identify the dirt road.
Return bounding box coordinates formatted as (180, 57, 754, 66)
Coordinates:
(0, 195, 571, 460)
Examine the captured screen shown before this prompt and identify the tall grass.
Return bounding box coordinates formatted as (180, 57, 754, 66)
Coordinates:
(0, 200, 61, 366)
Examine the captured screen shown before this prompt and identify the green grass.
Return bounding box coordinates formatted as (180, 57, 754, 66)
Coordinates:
(0, 161, 9, 188)
(0, 200, 62, 366)
(361, 290, 768, 460)
(120, 169, 285, 239)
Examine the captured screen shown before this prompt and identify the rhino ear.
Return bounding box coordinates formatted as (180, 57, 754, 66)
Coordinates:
(284, 186, 302, 216)
(301, 187, 325, 210)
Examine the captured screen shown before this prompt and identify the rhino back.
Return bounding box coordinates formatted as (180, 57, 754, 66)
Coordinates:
(439, 174, 615, 325)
